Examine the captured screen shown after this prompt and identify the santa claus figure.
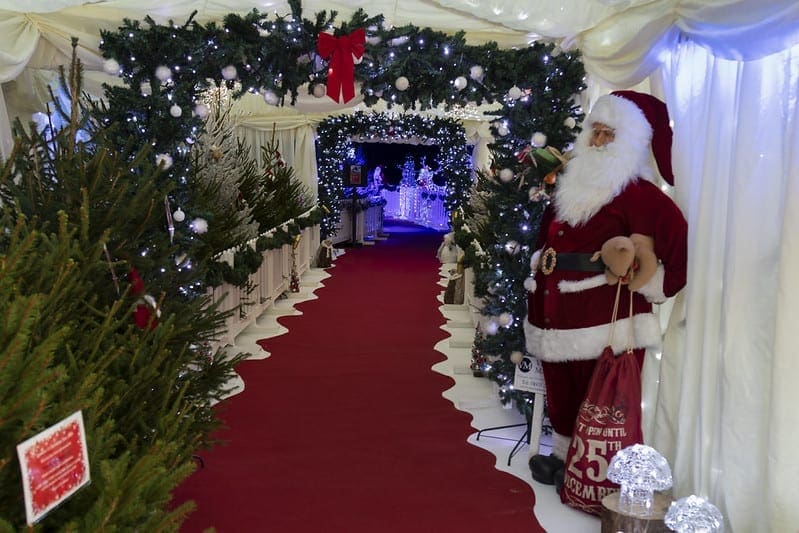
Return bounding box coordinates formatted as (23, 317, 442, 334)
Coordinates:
(525, 91, 688, 490)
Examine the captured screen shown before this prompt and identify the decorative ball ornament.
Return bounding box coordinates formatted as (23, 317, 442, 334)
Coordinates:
(508, 85, 523, 100)
(194, 103, 210, 119)
(498, 168, 515, 183)
(173, 208, 185, 222)
(169, 104, 183, 118)
(504, 240, 521, 255)
(191, 218, 208, 234)
(366, 36, 382, 45)
(453, 76, 468, 91)
(155, 153, 173, 170)
(155, 65, 172, 82)
(498, 312, 514, 327)
(102, 58, 120, 76)
(263, 90, 279, 105)
(395, 76, 410, 91)
(497, 124, 510, 137)
(482, 320, 499, 336)
(312, 83, 326, 98)
(531, 131, 548, 147)
(469, 65, 484, 80)
(221, 65, 238, 80)
(510, 351, 524, 364)
(140, 82, 152, 97)
(564, 116, 577, 129)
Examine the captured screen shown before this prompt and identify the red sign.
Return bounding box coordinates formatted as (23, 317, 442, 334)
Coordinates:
(17, 411, 90, 525)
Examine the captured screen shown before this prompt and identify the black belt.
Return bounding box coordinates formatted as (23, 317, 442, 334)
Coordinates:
(540, 247, 605, 275)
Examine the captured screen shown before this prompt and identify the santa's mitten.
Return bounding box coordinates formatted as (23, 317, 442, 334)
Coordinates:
(594, 236, 635, 285)
(627, 233, 659, 292)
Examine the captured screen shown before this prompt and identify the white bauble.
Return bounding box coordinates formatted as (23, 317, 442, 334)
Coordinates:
(366, 36, 382, 45)
(312, 84, 326, 98)
(221, 65, 237, 80)
(498, 168, 515, 183)
(510, 351, 524, 364)
(155, 65, 172, 82)
(389, 36, 409, 46)
(498, 312, 514, 326)
(194, 103, 210, 119)
(531, 131, 547, 147)
(173, 208, 185, 222)
(564, 116, 577, 129)
(508, 85, 523, 100)
(103, 58, 120, 76)
(453, 76, 467, 91)
(155, 153, 173, 170)
(169, 104, 183, 118)
(469, 65, 484, 80)
(482, 320, 499, 336)
(497, 124, 509, 137)
(140, 81, 152, 97)
(263, 90, 279, 105)
(394, 76, 409, 91)
(191, 218, 208, 234)
(504, 240, 521, 255)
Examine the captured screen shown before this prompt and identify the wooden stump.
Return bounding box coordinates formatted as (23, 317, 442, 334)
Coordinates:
(600, 491, 672, 533)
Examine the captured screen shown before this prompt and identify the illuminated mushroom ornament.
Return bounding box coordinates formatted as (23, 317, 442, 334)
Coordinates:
(664, 495, 725, 533)
(607, 444, 673, 517)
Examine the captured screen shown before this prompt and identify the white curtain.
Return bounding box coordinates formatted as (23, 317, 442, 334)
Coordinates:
(645, 40, 799, 531)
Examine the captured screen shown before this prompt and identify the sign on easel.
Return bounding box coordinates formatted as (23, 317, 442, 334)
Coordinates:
(513, 355, 546, 394)
(16, 411, 91, 525)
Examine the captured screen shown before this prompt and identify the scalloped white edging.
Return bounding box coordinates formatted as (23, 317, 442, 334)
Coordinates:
(432, 267, 599, 532)
(211, 265, 335, 405)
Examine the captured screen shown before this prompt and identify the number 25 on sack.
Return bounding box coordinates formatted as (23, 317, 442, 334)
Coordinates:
(560, 345, 644, 515)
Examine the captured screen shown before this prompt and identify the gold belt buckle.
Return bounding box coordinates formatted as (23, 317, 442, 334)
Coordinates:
(540, 247, 557, 275)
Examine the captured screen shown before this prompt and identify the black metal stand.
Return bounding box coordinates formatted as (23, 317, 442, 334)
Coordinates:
(476, 411, 532, 466)
(337, 189, 361, 248)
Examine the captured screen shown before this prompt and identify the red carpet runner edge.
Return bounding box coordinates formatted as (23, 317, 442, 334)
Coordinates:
(172, 225, 544, 532)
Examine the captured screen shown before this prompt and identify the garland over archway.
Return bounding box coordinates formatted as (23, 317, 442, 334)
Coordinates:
(316, 111, 472, 237)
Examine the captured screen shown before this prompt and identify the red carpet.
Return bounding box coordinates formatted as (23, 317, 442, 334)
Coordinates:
(173, 222, 543, 532)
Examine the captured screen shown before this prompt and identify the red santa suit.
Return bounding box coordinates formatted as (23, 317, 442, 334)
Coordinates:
(524, 91, 688, 464)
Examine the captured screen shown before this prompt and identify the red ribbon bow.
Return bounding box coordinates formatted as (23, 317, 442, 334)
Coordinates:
(317, 28, 365, 104)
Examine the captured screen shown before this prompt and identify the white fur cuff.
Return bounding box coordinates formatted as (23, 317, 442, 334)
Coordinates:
(557, 274, 607, 293)
(524, 313, 662, 362)
(635, 264, 666, 303)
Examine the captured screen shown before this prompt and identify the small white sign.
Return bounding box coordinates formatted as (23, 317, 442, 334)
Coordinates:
(513, 356, 547, 394)
(16, 411, 91, 525)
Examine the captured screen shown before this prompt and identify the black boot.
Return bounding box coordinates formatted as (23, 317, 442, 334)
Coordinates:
(554, 466, 565, 494)
(529, 454, 565, 485)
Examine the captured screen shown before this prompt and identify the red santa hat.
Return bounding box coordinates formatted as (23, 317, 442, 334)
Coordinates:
(585, 90, 674, 185)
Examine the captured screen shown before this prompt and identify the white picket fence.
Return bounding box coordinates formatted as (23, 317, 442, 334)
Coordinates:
(207, 223, 320, 348)
(332, 201, 384, 244)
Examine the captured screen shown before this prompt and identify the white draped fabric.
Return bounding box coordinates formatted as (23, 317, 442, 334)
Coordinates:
(647, 40, 799, 531)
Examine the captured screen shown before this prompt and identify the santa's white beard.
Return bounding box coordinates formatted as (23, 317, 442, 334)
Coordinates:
(554, 139, 650, 227)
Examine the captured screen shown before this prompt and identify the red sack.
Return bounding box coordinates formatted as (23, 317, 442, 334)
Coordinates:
(560, 285, 644, 515)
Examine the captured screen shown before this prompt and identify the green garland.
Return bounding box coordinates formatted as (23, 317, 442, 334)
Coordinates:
(204, 207, 323, 287)
(316, 111, 471, 238)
